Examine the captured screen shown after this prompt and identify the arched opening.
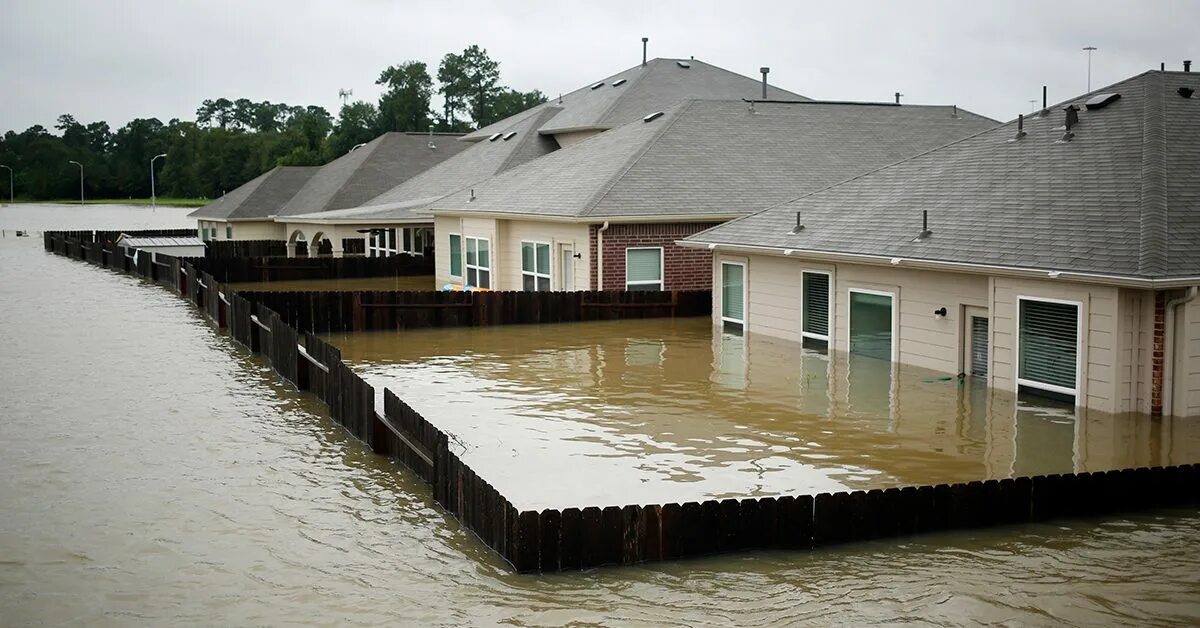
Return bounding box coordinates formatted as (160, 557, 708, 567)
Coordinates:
(288, 229, 308, 258)
(311, 231, 333, 257)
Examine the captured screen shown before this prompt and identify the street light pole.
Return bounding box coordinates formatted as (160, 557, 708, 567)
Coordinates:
(1083, 46, 1098, 92)
(0, 165, 12, 205)
(150, 153, 167, 210)
(68, 160, 84, 205)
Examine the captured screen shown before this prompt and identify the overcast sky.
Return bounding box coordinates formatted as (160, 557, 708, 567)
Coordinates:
(2, 0, 1197, 132)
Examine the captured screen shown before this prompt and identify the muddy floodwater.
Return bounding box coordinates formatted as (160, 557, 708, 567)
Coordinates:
(228, 275, 435, 293)
(329, 320, 1200, 510)
(2, 205, 1199, 625)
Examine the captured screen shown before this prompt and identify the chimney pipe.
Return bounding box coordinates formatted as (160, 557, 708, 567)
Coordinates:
(1015, 113, 1026, 139)
(1040, 85, 1048, 116)
(1161, 62, 1166, 71)
(1185, 60, 1193, 72)
(894, 92, 902, 104)
(642, 37, 648, 67)
(760, 67, 770, 99)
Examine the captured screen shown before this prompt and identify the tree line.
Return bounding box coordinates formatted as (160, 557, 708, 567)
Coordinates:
(0, 45, 546, 201)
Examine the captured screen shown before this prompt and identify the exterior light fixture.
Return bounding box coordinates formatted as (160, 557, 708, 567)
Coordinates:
(934, 307, 947, 319)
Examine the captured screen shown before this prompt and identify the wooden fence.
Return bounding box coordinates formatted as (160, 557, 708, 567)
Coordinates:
(43, 230, 1200, 574)
(185, 253, 434, 284)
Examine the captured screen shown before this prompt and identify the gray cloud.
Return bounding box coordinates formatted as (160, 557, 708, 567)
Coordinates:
(2, 0, 1196, 132)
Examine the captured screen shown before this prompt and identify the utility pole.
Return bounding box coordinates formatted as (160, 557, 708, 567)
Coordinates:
(150, 153, 167, 210)
(1083, 46, 1098, 91)
(68, 160, 84, 205)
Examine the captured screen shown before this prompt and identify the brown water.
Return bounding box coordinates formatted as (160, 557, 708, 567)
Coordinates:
(328, 320, 1200, 510)
(2, 205, 1199, 626)
(227, 275, 435, 293)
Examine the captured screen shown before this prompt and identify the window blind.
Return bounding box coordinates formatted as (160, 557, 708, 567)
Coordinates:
(1019, 300, 1078, 391)
(802, 272, 829, 337)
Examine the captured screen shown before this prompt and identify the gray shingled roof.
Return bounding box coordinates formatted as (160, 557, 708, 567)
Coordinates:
(430, 98, 997, 219)
(282, 107, 560, 224)
(462, 58, 808, 141)
(273, 132, 469, 217)
(188, 166, 319, 220)
(687, 70, 1200, 280)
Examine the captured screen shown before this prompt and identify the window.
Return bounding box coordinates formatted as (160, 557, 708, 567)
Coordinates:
(801, 271, 830, 348)
(721, 261, 745, 329)
(368, 228, 398, 257)
(521, 241, 551, 291)
(625, 247, 663, 291)
(402, 228, 412, 254)
(225, 225, 232, 240)
(1017, 297, 1080, 401)
(449, 233, 462, 277)
(465, 236, 490, 288)
(200, 223, 208, 241)
(849, 289, 894, 361)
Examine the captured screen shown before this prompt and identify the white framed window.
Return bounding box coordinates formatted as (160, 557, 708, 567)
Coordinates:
(625, 247, 663, 291)
(225, 225, 232, 240)
(200, 222, 208, 241)
(465, 236, 491, 288)
(847, 287, 897, 362)
(720, 261, 746, 329)
(521, 241, 552, 291)
(368, 228, 398, 257)
(1015, 296, 1082, 402)
(801, 270, 831, 349)
(448, 233, 463, 277)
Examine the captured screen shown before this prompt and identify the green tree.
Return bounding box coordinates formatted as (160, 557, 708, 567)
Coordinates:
(376, 61, 433, 133)
(437, 45, 502, 128)
(326, 101, 380, 158)
(484, 89, 548, 126)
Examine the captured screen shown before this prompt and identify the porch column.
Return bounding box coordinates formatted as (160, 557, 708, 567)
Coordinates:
(286, 242, 297, 258)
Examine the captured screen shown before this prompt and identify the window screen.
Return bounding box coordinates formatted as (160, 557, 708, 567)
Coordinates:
(626, 248, 663, 291)
(1019, 300, 1078, 392)
(722, 262, 745, 323)
(449, 234, 462, 276)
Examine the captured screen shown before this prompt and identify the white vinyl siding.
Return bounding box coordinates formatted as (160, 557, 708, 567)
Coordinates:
(521, 241, 551, 291)
(1017, 297, 1082, 399)
(626, 247, 663, 291)
(465, 236, 491, 289)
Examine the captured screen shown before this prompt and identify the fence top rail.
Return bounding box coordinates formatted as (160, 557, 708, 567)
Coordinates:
(296, 344, 330, 374)
(250, 314, 272, 332)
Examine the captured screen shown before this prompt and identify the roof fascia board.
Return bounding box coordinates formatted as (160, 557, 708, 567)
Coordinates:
(429, 209, 742, 223)
(678, 241, 1200, 289)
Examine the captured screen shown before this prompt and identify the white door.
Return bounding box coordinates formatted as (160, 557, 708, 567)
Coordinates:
(560, 245, 574, 291)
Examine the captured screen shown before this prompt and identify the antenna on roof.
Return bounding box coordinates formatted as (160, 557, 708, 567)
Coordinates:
(894, 92, 903, 104)
(760, 67, 770, 99)
(338, 88, 353, 107)
(642, 37, 649, 67)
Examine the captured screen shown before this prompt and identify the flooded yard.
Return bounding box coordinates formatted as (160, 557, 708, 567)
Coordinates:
(3, 205, 1199, 625)
(328, 318, 1200, 510)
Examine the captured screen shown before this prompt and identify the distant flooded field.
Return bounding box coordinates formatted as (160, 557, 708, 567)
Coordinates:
(227, 275, 435, 293)
(328, 318, 1200, 510)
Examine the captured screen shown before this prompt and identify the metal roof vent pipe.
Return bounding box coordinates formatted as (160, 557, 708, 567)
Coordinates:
(642, 37, 649, 67)
(1185, 60, 1192, 72)
(790, 211, 804, 234)
(1008, 114, 1027, 142)
(760, 67, 770, 99)
(913, 210, 932, 241)
(469, 189, 476, 202)
(1040, 85, 1049, 117)
(895, 92, 903, 104)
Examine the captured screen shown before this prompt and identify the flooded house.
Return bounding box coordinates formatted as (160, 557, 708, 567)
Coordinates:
(273, 57, 810, 261)
(424, 98, 995, 291)
(188, 132, 467, 247)
(682, 68, 1200, 417)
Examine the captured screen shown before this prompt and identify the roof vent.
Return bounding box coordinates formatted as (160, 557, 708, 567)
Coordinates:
(488, 133, 502, 142)
(1059, 104, 1079, 141)
(643, 111, 664, 122)
(1180, 87, 1195, 98)
(1185, 60, 1192, 72)
(613, 78, 627, 87)
(790, 211, 804, 234)
(1007, 114, 1027, 142)
(676, 60, 691, 68)
(1084, 93, 1120, 110)
(591, 82, 604, 90)
(912, 210, 932, 241)
(502, 131, 517, 140)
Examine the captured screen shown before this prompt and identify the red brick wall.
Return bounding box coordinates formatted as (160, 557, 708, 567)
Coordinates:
(589, 222, 721, 291)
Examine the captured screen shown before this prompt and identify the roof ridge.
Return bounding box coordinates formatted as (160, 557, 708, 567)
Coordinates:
(1137, 71, 1168, 275)
(580, 99, 697, 217)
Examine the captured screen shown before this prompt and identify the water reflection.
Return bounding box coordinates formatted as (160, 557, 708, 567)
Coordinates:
(328, 319, 1200, 510)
